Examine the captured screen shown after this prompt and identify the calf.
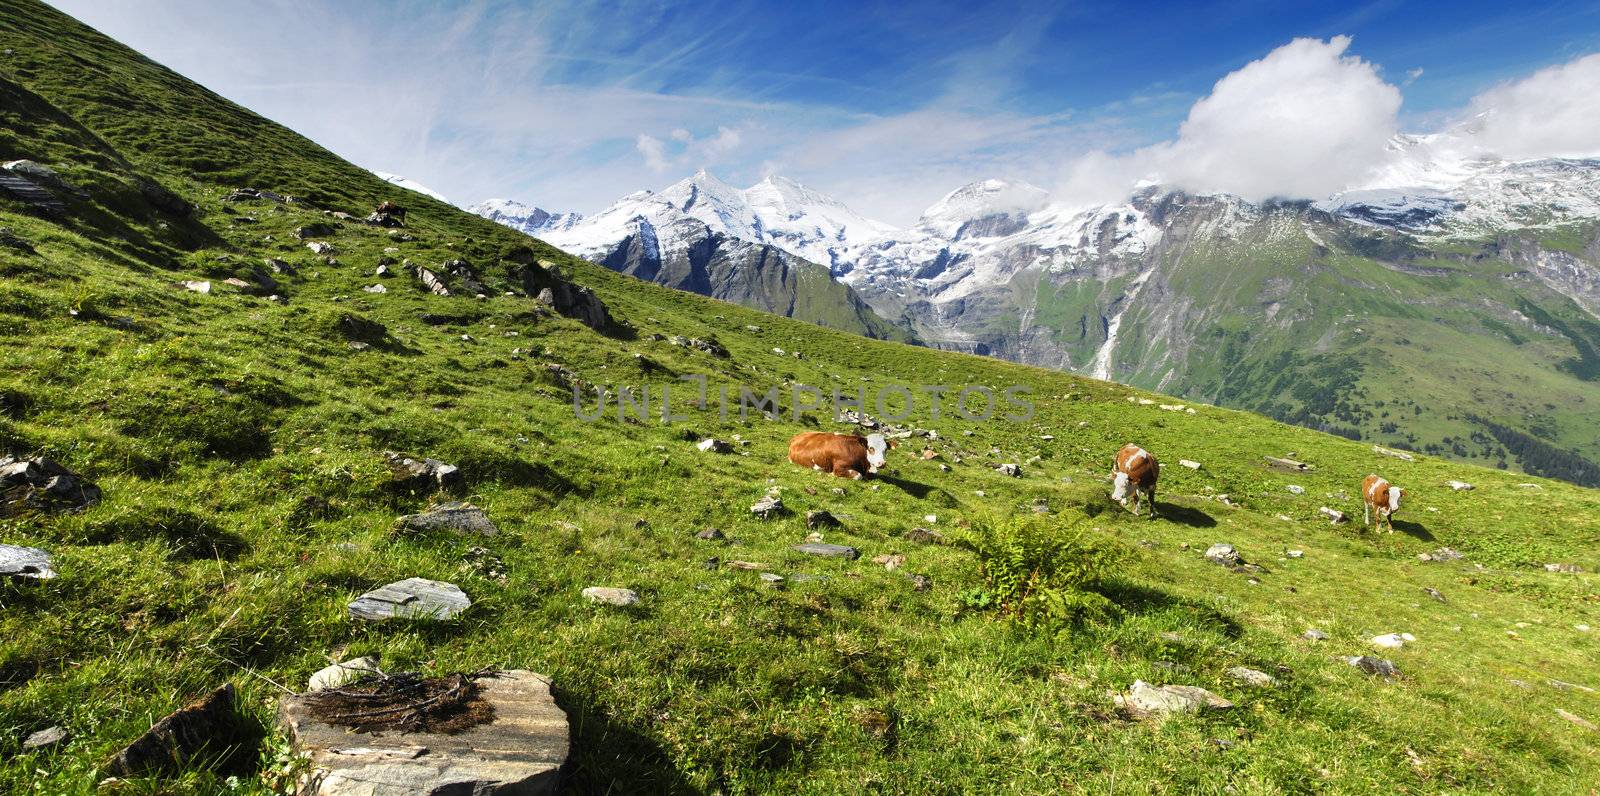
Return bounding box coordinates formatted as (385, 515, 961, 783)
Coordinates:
(1362, 474, 1406, 532)
(788, 432, 893, 479)
(1112, 443, 1159, 518)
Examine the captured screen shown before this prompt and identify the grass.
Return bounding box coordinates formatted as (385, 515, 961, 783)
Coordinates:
(2, 2, 1600, 793)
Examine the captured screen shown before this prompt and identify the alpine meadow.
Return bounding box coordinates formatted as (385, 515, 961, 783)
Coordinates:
(2, 1, 1600, 794)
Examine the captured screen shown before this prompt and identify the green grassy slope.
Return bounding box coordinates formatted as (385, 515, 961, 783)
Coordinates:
(3, 3, 1600, 794)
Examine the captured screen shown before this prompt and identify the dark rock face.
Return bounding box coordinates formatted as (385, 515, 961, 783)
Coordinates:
(1, 455, 101, 516)
(136, 179, 191, 217)
(591, 218, 904, 340)
(444, 259, 487, 296)
(104, 684, 243, 778)
(336, 313, 388, 345)
(518, 263, 614, 332)
(294, 223, 337, 239)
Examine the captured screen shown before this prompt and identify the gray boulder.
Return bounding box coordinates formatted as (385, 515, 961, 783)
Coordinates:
(396, 502, 498, 536)
(518, 264, 613, 332)
(1204, 543, 1241, 566)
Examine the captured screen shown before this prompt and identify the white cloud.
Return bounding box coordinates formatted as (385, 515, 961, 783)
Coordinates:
(636, 134, 670, 172)
(1057, 36, 1402, 205)
(1464, 53, 1600, 160)
(704, 126, 742, 156)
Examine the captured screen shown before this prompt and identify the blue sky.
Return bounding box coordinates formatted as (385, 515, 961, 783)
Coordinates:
(47, 0, 1600, 222)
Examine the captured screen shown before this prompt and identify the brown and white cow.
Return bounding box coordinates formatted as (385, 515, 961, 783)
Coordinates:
(1362, 474, 1406, 532)
(788, 431, 895, 479)
(1112, 443, 1159, 518)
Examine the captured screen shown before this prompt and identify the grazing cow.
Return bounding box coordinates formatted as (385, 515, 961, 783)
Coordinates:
(1112, 443, 1159, 518)
(1362, 474, 1406, 532)
(788, 432, 895, 479)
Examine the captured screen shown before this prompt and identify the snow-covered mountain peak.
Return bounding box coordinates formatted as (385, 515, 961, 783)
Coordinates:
(917, 178, 1051, 240)
(373, 171, 451, 205)
(466, 198, 583, 236)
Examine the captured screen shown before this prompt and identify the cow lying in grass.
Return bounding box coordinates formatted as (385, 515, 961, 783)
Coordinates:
(788, 432, 894, 479)
(1112, 443, 1159, 518)
(1362, 474, 1406, 532)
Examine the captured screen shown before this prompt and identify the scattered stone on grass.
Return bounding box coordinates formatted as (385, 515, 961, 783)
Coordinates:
(1419, 547, 1464, 563)
(695, 528, 726, 542)
(1, 456, 101, 516)
(1370, 633, 1415, 649)
(1347, 656, 1400, 677)
(383, 451, 463, 492)
(806, 510, 840, 529)
(1286, 550, 1304, 559)
(759, 573, 785, 589)
(907, 573, 932, 592)
(872, 553, 906, 571)
(104, 684, 242, 778)
(1373, 445, 1415, 461)
(793, 542, 860, 560)
(1116, 680, 1233, 718)
(696, 438, 731, 453)
(349, 578, 471, 621)
(0, 544, 56, 580)
(1424, 587, 1446, 602)
(1548, 680, 1596, 693)
(724, 560, 768, 571)
(395, 502, 498, 536)
(278, 670, 567, 795)
(1204, 543, 1241, 566)
(1446, 480, 1473, 491)
(23, 726, 67, 751)
(1556, 709, 1597, 731)
(1226, 667, 1278, 688)
(1319, 507, 1346, 524)
(582, 587, 638, 607)
(308, 657, 382, 692)
(750, 495, 784, 519)
(1302, 629, 1329, 641)
(1545, 563, 1583, 573)
(1286, 485, 1305, 495)
(1178, 459, 1201, 470)
(904, 527, 943, 544)
(1263, 455, 1314, 472)
(996, 463, 1022, 477)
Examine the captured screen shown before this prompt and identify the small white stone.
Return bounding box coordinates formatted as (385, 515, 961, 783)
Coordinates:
(582, 587, 639, 607)
(308, 657, 380, 692)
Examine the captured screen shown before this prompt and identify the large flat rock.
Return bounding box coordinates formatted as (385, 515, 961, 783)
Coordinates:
(349, 578, 471, 622)
(278, 670, 568, 795)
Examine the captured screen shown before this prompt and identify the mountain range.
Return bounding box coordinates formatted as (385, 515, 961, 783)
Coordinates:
(472, 152, 1600, 484)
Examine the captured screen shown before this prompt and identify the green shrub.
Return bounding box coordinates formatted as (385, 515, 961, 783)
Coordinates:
(955, 514, 1124, 630)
